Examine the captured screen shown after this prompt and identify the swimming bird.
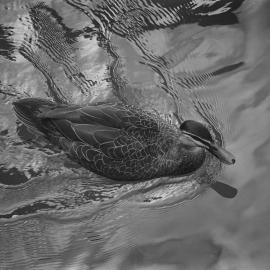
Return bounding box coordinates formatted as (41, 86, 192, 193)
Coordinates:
(13, 98, 237, 198)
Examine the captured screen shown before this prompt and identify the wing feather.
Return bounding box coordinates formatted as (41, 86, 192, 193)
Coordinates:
(38, 103, 159, 132)
(39, 103, 162, 161)
(71, 123, 121, 146)
(39, 104, 125, 128)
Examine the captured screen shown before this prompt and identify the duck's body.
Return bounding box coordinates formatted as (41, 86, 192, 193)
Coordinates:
(13, 98, 206, 181)
(13, 98, 238, 198)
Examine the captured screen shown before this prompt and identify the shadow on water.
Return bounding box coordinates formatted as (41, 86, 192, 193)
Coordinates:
(1, 0, 270, 269)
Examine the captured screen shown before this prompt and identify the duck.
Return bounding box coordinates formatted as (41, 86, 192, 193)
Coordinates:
(13, 98, 237, 198)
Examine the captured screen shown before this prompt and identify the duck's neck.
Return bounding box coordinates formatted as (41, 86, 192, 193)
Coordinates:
(172, 145, 206, 176)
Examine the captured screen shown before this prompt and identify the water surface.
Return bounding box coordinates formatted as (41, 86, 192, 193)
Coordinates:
(0, 0, 270, 269)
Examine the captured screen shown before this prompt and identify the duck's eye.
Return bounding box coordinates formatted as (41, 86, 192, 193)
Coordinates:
(180, 120, 213, 142)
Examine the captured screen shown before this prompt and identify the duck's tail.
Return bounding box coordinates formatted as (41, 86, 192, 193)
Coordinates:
(13, 98, 56, 132)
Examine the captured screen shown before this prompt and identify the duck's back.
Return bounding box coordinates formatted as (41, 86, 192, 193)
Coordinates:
(14, 98, 181, 181)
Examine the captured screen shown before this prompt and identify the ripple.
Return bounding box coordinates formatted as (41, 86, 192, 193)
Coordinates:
(0, 0, 251, 269)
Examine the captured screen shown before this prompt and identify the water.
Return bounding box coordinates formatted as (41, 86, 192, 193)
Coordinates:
(0, 0, 269, 269)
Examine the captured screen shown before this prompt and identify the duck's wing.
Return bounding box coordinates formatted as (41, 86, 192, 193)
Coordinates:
(38, 103, 159, 131)
(38, 103, 165, 160)
(47, 118, 151, 160)
(53, 120, 162, 181)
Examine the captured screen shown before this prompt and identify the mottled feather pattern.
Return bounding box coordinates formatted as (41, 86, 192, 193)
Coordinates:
(14, 99, 206, 181)
(53, 104, 179, 181)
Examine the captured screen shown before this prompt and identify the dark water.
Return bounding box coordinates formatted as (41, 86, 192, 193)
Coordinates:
(0, 0, 270, 269)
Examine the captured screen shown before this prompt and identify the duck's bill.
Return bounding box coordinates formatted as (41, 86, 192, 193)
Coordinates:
(211, 181, 238, 198)
(190, 137, 236, 165)
(182, 132, 236, 165)
(207, 143, 236, 165)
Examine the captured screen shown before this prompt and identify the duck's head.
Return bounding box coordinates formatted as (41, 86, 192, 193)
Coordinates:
(180, 120, 235, 165)
(179, 120, 237, 199)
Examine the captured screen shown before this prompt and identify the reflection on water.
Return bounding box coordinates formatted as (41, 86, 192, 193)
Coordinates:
(0, 0, 270, 269)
